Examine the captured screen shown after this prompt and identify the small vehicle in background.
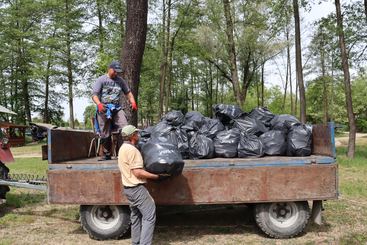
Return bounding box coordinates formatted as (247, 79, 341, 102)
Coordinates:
(0, 105, 16, 204)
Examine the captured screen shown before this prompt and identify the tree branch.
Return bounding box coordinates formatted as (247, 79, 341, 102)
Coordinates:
(207, 59, 232, 82)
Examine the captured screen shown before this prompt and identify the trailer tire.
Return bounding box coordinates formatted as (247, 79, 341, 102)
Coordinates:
(255, 201, 310, 238)
(80, 205, 130, 240)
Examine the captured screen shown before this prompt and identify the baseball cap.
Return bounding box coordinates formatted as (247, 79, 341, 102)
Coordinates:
(121, 125, 139, 137)
(109, 61, 123, 73)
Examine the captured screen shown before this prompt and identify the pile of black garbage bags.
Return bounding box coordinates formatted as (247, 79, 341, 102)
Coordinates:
(140, 104, 312, 176)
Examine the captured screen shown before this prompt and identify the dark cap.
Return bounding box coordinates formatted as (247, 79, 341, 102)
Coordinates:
(109, 61, 123, 73)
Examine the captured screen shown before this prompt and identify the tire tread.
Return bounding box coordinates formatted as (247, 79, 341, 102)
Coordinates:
(80, 205, 131, 240)
(254, 202, 310, 239)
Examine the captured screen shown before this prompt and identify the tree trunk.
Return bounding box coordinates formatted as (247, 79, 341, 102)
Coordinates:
(293, 0, 306, 123)
(96, 0, 104, 51)
(120, 0, 148, 126)
(65, 0, 74, 129)
(44, 51, 52, 123)
(320, 32, 329, 125)
(165, 26, 173, 112)
(335, 0, 356, 158)
(261, 62, 265, 107)
(158, 0, 168, 118)
(222, 0, 242, 106)
(20, 47, 31, 124)
(283, 54, 289, 113)
(119, 0, 125, 47)
(286, 26, 294, 115)
(191, 71, 195, 111)
(215, 65, 219, 104)
(207, 63, 213, 117)
(365, 0, 367, 22)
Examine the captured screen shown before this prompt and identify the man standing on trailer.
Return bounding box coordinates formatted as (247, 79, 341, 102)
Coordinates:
(92, 61, 138, 160)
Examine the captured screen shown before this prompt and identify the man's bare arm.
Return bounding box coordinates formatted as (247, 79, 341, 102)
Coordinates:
(131, 168, 159, 180)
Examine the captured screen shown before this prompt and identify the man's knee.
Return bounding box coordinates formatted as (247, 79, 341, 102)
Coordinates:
(142, 204, 156, 223)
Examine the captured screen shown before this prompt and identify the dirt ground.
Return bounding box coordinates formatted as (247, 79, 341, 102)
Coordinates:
(0, 194, 366, 245)
(335, 133, 367, 147)
(1, 134, 366, 244)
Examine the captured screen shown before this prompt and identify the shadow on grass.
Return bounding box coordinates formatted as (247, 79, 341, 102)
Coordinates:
(4, 206, 81, 224)
(0, 190, 80, 226)
(0, 191, 46, 218)
(152, 205, 260, 243)
(116, 205, 331, 244)
(306, 221, 332, 233)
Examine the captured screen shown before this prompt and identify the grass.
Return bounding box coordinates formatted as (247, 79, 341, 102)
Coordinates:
(10, 140, 46, 157)
(337, 146, 367, 199)
(1, 140, 367, 244)
(7, 157, 47, 176)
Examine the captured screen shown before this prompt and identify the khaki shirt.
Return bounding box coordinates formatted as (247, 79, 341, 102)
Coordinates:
(118, 143, 146, 187)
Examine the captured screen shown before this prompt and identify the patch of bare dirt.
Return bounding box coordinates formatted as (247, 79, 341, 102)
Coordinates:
(335, 133, 367, 147)
(1, 200, 366, 245)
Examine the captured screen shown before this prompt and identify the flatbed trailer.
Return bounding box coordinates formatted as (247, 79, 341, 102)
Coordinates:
(46, 123, 338, 240)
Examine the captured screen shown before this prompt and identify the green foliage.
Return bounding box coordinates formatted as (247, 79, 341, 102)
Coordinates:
(5, 191, 46, 209)
(83, 104, 96, 129)
(0, 0, 365, 131)
(352, 75, 367, 132)
(7, 158, 48, 176)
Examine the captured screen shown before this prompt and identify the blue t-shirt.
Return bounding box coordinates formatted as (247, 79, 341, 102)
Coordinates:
(92, 74, 130, 105)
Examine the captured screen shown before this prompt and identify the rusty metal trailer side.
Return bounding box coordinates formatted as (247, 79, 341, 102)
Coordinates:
(47, 160, 337, 205)
(45, 123, 338, 240)
(46, 123, 337, 205)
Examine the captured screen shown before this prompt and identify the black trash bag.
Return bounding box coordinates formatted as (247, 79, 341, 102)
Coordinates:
(270, 114, 300, 132)
(259, 130, 287, 156)
(162, 110, 185, 126)
(150, 121, 174, 138)
(137, 127, 154, 150)
(213, 104, 245, 125)
(214, 128, 241, 158)
(233, 116, 268, 136)
(137, 138, 147, 151)
(140, 126, 154, 138)
(189, 133, 215, 159)
(183, 111, 205, 131)
(238, 134, 264, 158)
(248, 107, 275, 126)
(175, 128, 190, 159)
(287, 123, 312, 156)
(141, 139, 184, 175)
(199, 118, 225, 139)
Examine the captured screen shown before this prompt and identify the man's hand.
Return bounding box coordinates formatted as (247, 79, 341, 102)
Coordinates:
(157, 173, 171, 181)
(131, 101, 138, 111)
(97, 103, 105, 113)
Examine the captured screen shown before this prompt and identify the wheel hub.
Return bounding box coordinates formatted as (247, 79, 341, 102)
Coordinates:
(90, 205, 120, 230)
(100, 206, 113, 220)
(268, 202, 299, 228)
(273, 203, 291, 219)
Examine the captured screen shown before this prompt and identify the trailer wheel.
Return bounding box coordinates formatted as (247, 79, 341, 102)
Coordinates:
(255, 201, 310, 238)
(80, 205, 130, 240)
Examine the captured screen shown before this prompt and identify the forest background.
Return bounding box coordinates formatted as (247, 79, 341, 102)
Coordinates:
(0, 0, 366, 149)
